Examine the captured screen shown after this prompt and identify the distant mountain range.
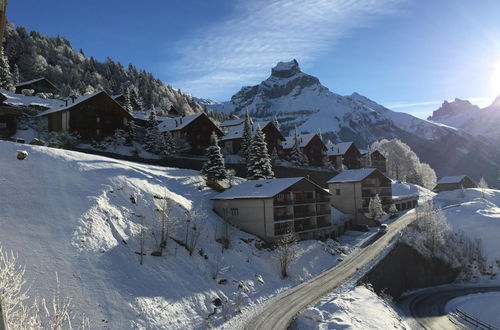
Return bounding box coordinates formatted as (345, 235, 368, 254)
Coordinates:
(199, 60, 500, 187)
(428, 96, 500, 144)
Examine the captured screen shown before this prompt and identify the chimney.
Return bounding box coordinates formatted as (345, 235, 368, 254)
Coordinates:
(64, 99, 68, 107)
(175, 119, 178, 127)
(71, 95, 76, 103)
(180, 117, 183, 124)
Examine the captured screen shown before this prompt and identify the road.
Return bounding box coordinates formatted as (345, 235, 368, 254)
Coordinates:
(399, 285, 500, 330)
(243, 212, 416, 330)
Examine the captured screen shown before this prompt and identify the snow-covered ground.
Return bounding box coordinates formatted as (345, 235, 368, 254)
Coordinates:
(434, 188, 500, 264)
(0, 140, 371, 329)
(446, 292, 500, 328)
(294, 285, 407, 330)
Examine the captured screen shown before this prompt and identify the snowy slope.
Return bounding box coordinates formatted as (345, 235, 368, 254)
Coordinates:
(428, 96, 500, 143)
(0, 141, 361, 329)
(434, 188, 500, 264)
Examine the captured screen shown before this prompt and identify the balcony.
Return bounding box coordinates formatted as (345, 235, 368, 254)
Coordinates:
(274, 214, 294, 221)
(317, 221, 331, 228)
(294, 222, 316, 232)
(274, 199, 294, 206)
(294, 211, 316, 219)
(294, 198, 316, 205)
(316, 209, 331, 216)
(316, 196, 330, 203)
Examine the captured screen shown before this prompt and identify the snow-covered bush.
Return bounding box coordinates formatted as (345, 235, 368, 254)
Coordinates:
(48, 131, 81, 149)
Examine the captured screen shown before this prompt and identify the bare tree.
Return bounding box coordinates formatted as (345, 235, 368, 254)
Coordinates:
(478, 177, 488, 199)
(274, 229, 299, 278)
(155, 193, 171, 256)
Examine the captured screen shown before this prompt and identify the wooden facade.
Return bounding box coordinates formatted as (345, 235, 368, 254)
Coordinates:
(221, 121, 285, 155)
(284, 134, 327, 167)
(166, 113, 223, 155)
(15, 78, 59, 95)
(360, 150, 387, 173)
(434, 175, 477, 192)
(328, 143, 361, 169)
(37, 91, 133, 140)
(0, 93, 22, 138)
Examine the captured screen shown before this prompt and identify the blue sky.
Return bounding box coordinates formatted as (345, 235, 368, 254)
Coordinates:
(9, 0, 500, 118)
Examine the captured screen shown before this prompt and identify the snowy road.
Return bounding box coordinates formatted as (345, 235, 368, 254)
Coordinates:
(243, 212, 416, 330)
(400, 285, 500, 330)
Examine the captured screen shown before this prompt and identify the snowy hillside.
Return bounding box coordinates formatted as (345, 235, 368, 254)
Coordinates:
(204, 59, 500, 188)
(434, 188, 500, 265)
(428, 96, 500, 144)
(0, 141, 361, 329)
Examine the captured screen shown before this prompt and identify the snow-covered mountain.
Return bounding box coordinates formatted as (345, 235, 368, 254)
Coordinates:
(428, 97, 500, 144)
(206, 60, 500, 187)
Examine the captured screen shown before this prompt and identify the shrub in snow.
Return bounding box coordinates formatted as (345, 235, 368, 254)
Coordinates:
(247, 126, 274, 180)
(478, 177, 488, 198)
(21, 89, 34, 96)
(29, 138, 44, 146)
(274, 229, 299, 278)
(48, 131, 81, 149)
(389, 204, 398, 218)
(202, 132, 227, 183)
(16, 150, 28, 160)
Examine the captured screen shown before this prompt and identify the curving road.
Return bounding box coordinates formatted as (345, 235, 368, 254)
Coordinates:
(243, 212, 417, 330)
(400, 285, 500, 330)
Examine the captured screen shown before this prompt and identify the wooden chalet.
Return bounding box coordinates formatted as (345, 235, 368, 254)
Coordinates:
(165, 105, 182, 118)
(220, 118, 245, 133)
(0, 93, 22, 138)
(36, 91, 133, 140)
(326, 142, 361, 170)
(15, 78, 59, 95)
(283, 133, 327, 167)
(433, 175, 477, 192)
(158, 112, 223, 155)
(220, 121, 285, 155)
(360, 149, 387, 173)
(111, 94, 125, 106)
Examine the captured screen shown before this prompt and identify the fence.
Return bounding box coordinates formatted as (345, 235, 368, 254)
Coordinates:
(456, 307, 497, 330)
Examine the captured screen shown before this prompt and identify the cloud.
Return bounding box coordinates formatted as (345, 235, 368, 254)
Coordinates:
(167, 0, 405, 99)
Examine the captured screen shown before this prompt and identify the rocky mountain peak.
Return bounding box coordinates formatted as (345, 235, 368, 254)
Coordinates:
(428, 98, 479, 120)
(271, 59, 301, 78)
(489, 94, 500, 108)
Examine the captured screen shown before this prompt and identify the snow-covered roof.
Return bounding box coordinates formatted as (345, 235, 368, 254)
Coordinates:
(326, 142, 354, 156)
(327, 168, 380, 183)
(220, 118, 244, 127)
(36, 91, 102, 117)
(0, 89, 65, 109)
(15, 78, 47, 87)
(213, 177, 328, 200)
(283, 133, 318, 149)
(111, 94, 123, 100)
(158, 113, 208, 132)
(436, 175, 468, 185)
(220, 121, 272, 141)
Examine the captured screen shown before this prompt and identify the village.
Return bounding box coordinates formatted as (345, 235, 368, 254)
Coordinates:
(0, 77, 480, 244)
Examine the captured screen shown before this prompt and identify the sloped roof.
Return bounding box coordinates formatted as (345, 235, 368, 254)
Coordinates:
(212, 177, 328, 200)
(326, 142, 354, 156)
(220, 121, 273, 141)
(36, 91, 102, 117)
(327, 168, 382, 183)
(158, 112, 219, 132)
(436, 175, 468, 184)
(220, 118, 244, 127)
(283, 133, 318, 149)
(15, 78, 46, 87)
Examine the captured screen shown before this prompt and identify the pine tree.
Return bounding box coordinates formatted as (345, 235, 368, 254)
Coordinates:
(123, 87, 133, 113)
(368, 194, 385, 220)
(288, 127, 308, 166)
(202, 132, 227, 182)
(130, 86, 144, 110)
(0, 49, 11, 89)
(247, 126, 274, 180)
(389, 203, 398, 217)
(163, 130, 176, 156)
(11, 64, 20, 86)
(240, 110, 253, 159)
(144, 111, 162, 154)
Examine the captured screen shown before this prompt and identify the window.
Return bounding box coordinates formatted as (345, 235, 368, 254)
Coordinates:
(231, 208, 239, 216)
(0, 122, 6, 129)
(336, 189, 341, 195)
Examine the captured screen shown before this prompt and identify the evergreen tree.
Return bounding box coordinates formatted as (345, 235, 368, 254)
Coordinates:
(288, 127, 309, 166)
(144, 111, 162, 154)
(0, 49, 11, 89)
(163, 131, 176, 156)
(123, 87, 133, 113)
(202, 132, 227, 182)
(247, 126, 274, 180)
(130, 86, 144, 110)
(368, 194, 385, 220)
(240, 110, 253, 159)
(11, 64, 19, 86)
(389, 203, 398, 217)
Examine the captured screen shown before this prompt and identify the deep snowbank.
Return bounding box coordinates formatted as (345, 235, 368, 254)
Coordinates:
(0, 141, 357, 329)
